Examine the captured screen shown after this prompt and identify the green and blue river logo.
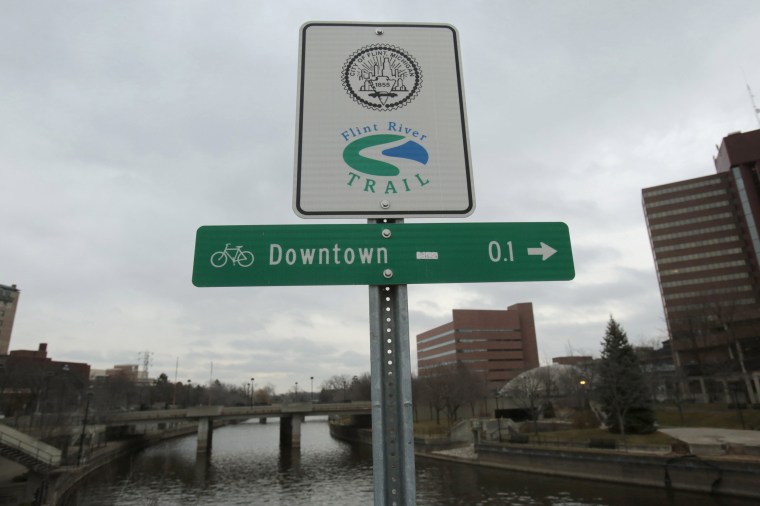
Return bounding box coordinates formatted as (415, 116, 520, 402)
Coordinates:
(341, 121, 431, 195)
(343, 134, 428, 176)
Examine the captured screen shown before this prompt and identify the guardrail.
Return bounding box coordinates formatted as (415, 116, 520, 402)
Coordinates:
(102, 402, 372, 424)
(0, 423, 62, 468)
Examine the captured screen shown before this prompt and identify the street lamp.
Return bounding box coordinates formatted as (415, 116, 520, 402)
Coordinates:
(310, 376, 314, 403)
(579, 379, 588, 409)
(77, 389, 94, 466)
(35, 371, 54, 428)
(295, 381, 298, 401)
(250, 377, 255, 406)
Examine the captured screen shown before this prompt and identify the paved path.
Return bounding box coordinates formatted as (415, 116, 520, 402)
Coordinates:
(661, 428, 760, 445)
(0, 456, 26, 482)
(660, 427, 760, 456)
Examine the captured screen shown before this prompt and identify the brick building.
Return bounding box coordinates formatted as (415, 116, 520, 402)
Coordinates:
(1, 343, 91, 416)
(416, 303, 539, 392)
(642, 129, 760, 403)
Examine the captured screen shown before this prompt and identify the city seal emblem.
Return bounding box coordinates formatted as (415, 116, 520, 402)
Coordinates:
(341, 44, 422, 111)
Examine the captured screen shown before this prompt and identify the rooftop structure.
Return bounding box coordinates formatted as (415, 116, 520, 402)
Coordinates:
(0, 284, 20, 355)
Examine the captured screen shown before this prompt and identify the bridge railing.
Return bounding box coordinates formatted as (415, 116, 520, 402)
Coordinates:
(101, 402, 372, 424)
(0, 423, 62, 468)
(308, 402, 371, 413)
(220, 405, 286, 417)
(103, 408, 190, 423)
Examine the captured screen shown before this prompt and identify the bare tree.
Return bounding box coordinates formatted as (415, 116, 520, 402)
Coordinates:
(668, 292, 756, 403)
(415, 373, 447, 424)
(415, 363, 486, 427)
(321, 374, 352, 402)
(254, 383, 275, 405)
(501, 366, 556, 434)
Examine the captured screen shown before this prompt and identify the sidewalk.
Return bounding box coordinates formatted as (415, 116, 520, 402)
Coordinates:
(660, 427, 760, 457)
(0, 456, 26, 482)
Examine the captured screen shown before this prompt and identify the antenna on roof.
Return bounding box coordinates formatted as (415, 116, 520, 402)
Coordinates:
(744, 74, 760, 129)
(138, 350, 153, 380)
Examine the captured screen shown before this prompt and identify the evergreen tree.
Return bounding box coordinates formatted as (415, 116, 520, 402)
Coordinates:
(598, 317, 656, 435)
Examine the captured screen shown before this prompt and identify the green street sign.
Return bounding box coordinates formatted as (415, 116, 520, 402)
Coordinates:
(192, 222, 574, 287)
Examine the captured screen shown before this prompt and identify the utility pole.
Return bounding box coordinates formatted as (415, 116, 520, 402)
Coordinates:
(745, 78, 760, 129)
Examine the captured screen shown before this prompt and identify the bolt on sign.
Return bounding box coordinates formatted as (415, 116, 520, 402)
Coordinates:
(294, 22, 474, 218)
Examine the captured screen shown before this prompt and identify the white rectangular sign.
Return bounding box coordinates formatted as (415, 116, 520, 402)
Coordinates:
(294, 22, 474, 218)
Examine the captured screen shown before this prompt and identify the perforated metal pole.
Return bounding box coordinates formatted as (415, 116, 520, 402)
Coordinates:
(369, 219, 416, 506)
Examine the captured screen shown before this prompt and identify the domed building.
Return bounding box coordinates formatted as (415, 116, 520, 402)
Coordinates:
(497, 363, 594, 422)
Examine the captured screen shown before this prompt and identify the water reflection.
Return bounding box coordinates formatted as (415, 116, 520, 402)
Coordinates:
(67, 419, 755, 506)
(415, 458, 752, 506)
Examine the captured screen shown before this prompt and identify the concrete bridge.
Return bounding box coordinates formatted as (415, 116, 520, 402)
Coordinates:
(102, 401, 372, 454)
(0, 402, 370, 471)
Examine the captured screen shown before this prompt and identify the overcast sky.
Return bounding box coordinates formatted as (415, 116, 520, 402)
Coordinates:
(3, 1, 760, 394)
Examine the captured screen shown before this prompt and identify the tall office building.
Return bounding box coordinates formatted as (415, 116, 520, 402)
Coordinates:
(642, 129, 760, 403)
(0, 284, 20, 355)
(416, 303, 539, 392)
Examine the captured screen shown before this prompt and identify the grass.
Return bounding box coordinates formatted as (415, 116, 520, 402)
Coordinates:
(414, 420, 451, 437)
(534, 427, 677, 446)
(413, 404, 760, 445)
(655, 404, 760, 430)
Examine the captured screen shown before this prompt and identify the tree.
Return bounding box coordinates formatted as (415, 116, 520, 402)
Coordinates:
(322, 374, 352, 402)
(668, 292, 756, 403)
(501, 366, 557, 434)
(253, 383, 275, 405)
(349, 373, 372, 401)
(597, 317, 655, 435)
(415, 373, 447, 424)
(415, 363, 486, 427)
(502, 369, 545, 434)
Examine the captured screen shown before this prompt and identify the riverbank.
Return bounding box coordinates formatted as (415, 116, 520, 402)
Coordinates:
(0, 423, 200, 506)
(473, 439, 760, 500)
(9, 417, 759, 503)
(329, 421, 760, 501)
(45, 424, 200, 506)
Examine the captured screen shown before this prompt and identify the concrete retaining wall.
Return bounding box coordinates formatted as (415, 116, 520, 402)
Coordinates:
(47, 425, 198, 505)
(476, 441, 760, 500)
(330, 421, 760, 500)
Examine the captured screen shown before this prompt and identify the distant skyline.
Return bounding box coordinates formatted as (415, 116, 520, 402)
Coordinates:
(2, 1, 760, 394)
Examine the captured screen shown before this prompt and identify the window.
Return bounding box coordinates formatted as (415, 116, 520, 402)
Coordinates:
(644, 189, 727, 209)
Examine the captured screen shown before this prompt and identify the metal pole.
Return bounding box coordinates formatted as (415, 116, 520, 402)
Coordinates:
(369, 217, 416, 505)
(77, 392, 93, 466)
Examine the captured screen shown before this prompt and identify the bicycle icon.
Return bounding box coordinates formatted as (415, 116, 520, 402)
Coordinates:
(210, 244, 254, 268)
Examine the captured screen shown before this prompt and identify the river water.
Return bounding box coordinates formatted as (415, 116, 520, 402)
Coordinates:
(65, 418, 753, 505)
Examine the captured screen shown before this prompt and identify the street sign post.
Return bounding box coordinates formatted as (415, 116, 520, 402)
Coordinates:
(192, 222, 574, 287)
(294, 22, 473, 218)
(194, 21, 576, 506)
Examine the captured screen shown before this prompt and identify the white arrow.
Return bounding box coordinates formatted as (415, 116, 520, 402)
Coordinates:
(527, 242, 557, 261)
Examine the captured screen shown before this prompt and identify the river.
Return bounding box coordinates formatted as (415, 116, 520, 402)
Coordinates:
(65, 418, 754, 505)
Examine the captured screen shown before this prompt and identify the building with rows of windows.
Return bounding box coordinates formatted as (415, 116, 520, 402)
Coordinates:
(642, 129, 760, 404)
(416, 303, 539, 392)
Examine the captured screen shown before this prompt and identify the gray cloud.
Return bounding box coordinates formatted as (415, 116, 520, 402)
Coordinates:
(3, 0, 759, 393)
